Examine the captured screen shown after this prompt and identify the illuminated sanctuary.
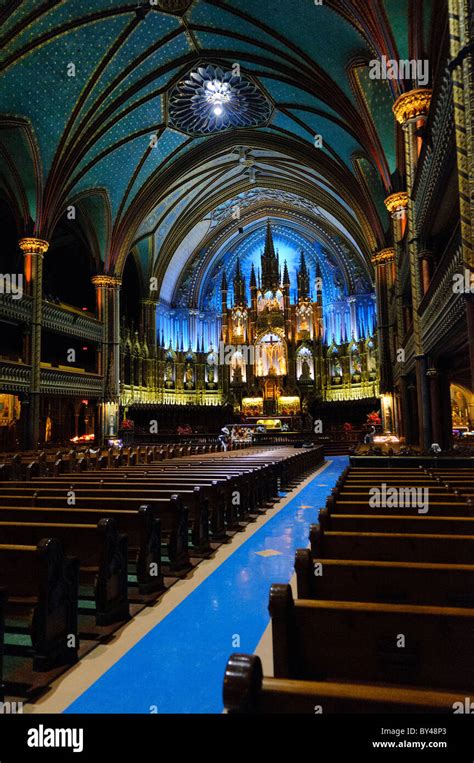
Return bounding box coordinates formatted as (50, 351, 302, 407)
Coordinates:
(127, 219, 378, 416)
(0, 0, 471, 449)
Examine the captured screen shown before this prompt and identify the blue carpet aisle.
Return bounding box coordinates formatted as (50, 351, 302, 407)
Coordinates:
(65, 456, 348, 714)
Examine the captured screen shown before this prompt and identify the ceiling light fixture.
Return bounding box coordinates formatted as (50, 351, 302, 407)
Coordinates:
(205, 79, 231, 117)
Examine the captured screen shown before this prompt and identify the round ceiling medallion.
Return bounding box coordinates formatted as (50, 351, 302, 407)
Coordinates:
(167, 64, 273, 136)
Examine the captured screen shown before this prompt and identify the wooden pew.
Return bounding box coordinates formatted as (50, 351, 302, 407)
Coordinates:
(223, 654, 463, 713)
(318, 508, 474, 535)
(0, 520, 129, 626)
(16, 476, 230, 542)
(0, 493, 189, 572)
(0, 503, 167, 588)
(269, 584, 474, 690)
(0, 483, 210, 556)
(0, 539, 79, 671)
(325, 493, 471, 517)
(295, 548, 474, 608)
(309, 523, 474, 564)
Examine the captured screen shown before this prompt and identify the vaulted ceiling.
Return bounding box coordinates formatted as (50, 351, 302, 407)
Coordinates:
(0, 0, 439, 293)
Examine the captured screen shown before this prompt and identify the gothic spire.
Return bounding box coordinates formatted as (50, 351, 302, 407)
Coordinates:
(264, 219, 276, 258)
(249, 262, 257, 289)
(297, 250, 310, 300)
(233, 257, 246, 305)
(315, 260, 323, 302)
(261, 220, 279, 290)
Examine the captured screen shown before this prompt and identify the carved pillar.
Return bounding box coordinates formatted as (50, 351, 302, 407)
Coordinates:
(426, 367, 443, 447)
(408, 380, 420, 445)
(19, 237, 49, 449)
(141, 298, 157, 392)
(448, 0, 474, 388)
(419, 249, 433, 295)
(348, 296, 357, 340)
(398, 374, 412, 443)
(92, 275, 122, 443)
(371, 249, 395, 393)
(393, 88, 433, 448)
(140, 298, 157, 352)
(385, 192, 409, 349)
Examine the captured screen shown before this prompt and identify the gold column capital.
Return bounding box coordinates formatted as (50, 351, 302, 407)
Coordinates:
(393, 88, 432, 126)
(91, 275, 122, 288)
(18, 237, 49, 255)
(372, 248, 395, 266)
(384, 192, 409, 215)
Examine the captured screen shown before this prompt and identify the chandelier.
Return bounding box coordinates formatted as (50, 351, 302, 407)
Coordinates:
(167, 64, 273, 135)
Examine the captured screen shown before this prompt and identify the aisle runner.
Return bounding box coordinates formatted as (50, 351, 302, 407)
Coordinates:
(66, 456, 348, 713)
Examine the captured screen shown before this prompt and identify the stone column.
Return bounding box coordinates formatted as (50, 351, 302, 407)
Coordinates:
(408, 380, 420, 445)
(381, 192, 412, 442)
(398, 374, 412, 443)
(92, 275, 122, 443)
(426, 367, 442, 446)
(393, 88, 433, 449)
(419, 249, 433, 295)
(19, 237, 49, 449)
(348, 296, 357, 340)
(371, 249, 395, 394)
(448, 0, 474, 389)
(141, 298, 157, 392)
(384, 192, 409, 350)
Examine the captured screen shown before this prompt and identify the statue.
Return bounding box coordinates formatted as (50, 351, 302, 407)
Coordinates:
(300, 358, 311, 381)
(185, 364, 194, 387)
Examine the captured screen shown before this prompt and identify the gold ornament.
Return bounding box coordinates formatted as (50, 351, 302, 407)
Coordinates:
(393, 89, 432, 125)
(384, 192, 409, 214)
(18, 237, 49, 255)
(91, 275, 122, 288)
(371, 248, 395, 266)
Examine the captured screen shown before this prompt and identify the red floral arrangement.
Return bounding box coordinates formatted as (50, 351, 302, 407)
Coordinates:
(367, 411, 381, 426)
(343, 422, 353, 432)
(121, 419, 135, 430)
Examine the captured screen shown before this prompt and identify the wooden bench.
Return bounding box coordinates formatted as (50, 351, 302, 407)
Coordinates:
(223, 653, 464, 713)
(0, 504, 165, 591)
(0, 483, 210, 556)
(309, 524, 474, 564)
(295, 548, 474, 608)
(0, 539, 79, 671)
(15, 476, 231, 542)
(0, 492, 189, 572)
(269, 584, 474, 690)
(0, 520, 129, 626)
(325, 494, 471, 517)
(319, 508, 474, 535)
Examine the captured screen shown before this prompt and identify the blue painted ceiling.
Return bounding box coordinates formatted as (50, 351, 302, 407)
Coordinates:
(0, 0, 435, 292)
